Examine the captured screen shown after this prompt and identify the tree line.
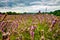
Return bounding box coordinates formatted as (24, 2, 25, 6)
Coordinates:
(48, 10, 60, 16)
(0, 10, 60, 16)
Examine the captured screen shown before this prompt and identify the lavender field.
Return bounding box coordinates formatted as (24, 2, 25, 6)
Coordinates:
(0, 14, 60, 40)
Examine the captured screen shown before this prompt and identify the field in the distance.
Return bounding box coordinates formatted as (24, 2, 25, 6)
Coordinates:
(0, 14, 60, 40)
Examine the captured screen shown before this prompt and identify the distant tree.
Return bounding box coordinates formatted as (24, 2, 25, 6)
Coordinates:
(48, 10, 60, 16)
(24, 12, 27, 14)
(53, 10, 60, 16)
(6, 12, 12, 15)
(38, 11, 41, 13)
(0, 12, 1, 14)
(2, 13, 5, 14)
(6, 12, 17, 15)
(12, 12, 17, 15)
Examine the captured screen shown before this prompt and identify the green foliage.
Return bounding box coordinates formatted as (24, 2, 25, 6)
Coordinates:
(34, 27, 41, 40)
(6, 12, 18, 15)
(0, 32, 2, 39)
(22, 31, 31, 40)
(49, 10, 60, 16)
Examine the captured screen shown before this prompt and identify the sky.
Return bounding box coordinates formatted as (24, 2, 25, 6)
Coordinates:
(0, 0, 60, 13)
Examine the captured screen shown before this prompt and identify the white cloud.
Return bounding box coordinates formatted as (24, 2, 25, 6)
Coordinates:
(30, 1, 41, 4)
(0, 0, 9, 2)
(0, 0, 60, 13)
(30, 0, 60, 6)
(0, 5, 60, 13)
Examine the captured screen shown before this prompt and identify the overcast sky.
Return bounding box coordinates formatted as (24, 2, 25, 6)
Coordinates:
(0, 0, 60, 13)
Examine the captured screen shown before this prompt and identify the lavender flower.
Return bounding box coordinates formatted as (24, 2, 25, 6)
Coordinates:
(0, 21, 6, 31)
(2, 28, 4, 32)
(52, 20, 56, 24)
(29, 26, 36, 40)
(51, 19, 57, 28)
(0, 14, 2, 17)
(0, 21, 5, 26)
(30, 31, 34, 38)
(16, 24, 18, 27)
(30, 26, 35, 31)
(12, 21, 18, 27)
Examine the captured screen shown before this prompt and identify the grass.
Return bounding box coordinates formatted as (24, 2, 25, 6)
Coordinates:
(0, 14, 60, 40)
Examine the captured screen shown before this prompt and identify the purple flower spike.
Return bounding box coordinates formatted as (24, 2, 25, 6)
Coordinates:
(30, 26, 35, 30)
(52, 20, 55, 24)
(0, 14, 2, 17)
(29, 25, 36, 40)
(0, 21, 5, 27)
(16, 23, 18, 27)
(30, 31, 34, 38)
